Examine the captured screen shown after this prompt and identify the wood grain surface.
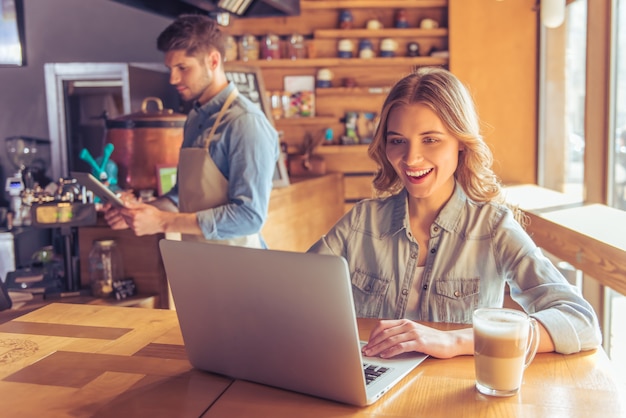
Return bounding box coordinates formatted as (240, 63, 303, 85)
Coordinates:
(1, 304, 625, 418)
(0, 303, 231, 418)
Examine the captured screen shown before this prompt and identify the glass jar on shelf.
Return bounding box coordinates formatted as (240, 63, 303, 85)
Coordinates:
(238, 34, 259, 61)
(270, 91, 284, 119)
(260, 33, 281, 60)
(286, 33, 306, 60)
(88, 239, 124, 298)
(224, 35, 238, 61)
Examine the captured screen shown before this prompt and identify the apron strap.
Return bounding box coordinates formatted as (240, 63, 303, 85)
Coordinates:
(204, 89, 239, 150)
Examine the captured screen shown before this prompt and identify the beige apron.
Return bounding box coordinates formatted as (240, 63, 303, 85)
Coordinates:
(177, 89, 262, 248)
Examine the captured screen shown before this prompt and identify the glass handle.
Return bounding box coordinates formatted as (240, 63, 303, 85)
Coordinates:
(524, 317, 541, 369)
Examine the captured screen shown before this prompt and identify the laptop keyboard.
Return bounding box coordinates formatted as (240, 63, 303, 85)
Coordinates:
(363, 363, 390, 385)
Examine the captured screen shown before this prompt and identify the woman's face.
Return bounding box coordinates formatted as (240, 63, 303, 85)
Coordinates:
(385, 103, 463, 204)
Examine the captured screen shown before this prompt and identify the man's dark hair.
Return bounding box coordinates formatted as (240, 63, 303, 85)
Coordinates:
(157, 14, 226, 59)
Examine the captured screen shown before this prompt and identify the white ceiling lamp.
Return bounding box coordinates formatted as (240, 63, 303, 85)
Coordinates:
(541, 0, 566, 28)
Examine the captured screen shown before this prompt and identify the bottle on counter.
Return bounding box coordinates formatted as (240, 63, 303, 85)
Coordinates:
(89, 239, 124, 298)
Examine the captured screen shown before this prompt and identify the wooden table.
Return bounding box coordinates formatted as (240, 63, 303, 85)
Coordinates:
(1, 304, 624, 418)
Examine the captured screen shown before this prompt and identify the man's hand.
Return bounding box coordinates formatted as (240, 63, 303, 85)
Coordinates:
(118, 202, 168, 236)
(102, 191, 137, 230)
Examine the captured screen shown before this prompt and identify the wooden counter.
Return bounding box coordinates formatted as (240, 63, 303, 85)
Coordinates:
(262, 172, 344, 252)
(77, 173, 345, 308)
(1, 304, 624, 417)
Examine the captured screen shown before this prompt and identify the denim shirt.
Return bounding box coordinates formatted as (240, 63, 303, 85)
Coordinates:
(164, 83, 279, 245)
(308, 184, 602, 354)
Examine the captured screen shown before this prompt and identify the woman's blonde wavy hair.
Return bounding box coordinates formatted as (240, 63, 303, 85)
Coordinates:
(369, 67, 502, 203)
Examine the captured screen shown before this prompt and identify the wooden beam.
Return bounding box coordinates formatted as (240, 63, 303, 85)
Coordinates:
(525, 209, 626, 296)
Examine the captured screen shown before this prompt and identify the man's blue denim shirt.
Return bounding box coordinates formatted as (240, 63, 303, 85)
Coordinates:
(165, 82, 279, 244)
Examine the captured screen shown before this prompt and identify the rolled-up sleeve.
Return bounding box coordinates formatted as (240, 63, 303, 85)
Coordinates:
(498, 214, 602, 354)
(195, 112, 278, 241)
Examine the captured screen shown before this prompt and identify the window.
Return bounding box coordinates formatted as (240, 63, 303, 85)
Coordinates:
(609, 0, 626, 391)
(540, 0, 626, 390)
(539, 0, 586, 201)
(613, 0, 626, 210)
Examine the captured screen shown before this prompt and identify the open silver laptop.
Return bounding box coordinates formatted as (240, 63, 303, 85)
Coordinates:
(159, 239, 428, 406)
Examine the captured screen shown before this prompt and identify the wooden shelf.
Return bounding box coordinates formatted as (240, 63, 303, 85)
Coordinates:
(314, 28, 448, 39)
(275, 116, 337, 125)
(315, 86, 391, 95)
(315, 144, 370, 154)
(302, 0, 447, 9)
(231, 56, 448, 68)
(230, 1, 448, 207)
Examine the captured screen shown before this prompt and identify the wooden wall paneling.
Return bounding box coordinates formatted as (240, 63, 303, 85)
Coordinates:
(318, 145, 378, 173)
(540, 23, 567, 191)
(344, 174, 376, 200)
(449, 0, 538, 185)
(312, 66, 408, 89)
(262, 173, 345, 252)
(316, 95, 383, 116)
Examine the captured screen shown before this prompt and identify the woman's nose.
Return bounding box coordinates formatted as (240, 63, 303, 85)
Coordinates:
(404, 143, 424, 165)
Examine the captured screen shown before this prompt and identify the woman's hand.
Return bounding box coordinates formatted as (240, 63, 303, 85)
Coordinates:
(362, 319, 473, 359)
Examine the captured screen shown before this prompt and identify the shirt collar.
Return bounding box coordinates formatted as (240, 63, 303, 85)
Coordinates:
(391, 182, 468, 237)
(192, 82, 236, 116)
(434, 182, 467, 232)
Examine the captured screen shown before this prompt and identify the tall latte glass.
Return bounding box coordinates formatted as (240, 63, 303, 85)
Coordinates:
(473, 308, 540, 397)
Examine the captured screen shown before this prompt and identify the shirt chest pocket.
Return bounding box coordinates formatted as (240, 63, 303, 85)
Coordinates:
(351, 270, 389, 318)
(432, 278, 480, 323)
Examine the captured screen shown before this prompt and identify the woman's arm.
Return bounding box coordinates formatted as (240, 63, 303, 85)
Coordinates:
(362, 317, 556, 359)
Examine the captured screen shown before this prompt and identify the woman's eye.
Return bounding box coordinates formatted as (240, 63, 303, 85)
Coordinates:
(387, 137, 404, 144)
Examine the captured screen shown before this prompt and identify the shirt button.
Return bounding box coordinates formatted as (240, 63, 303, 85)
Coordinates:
(433, 226, 439, 232)
(410, 253, 417, 259)
(423, 284, 428, 290)
(454, 290, 461, 297)
(402, 289, 409, 296)
(430, 248, 436, 254)
(365, 285, 372, 292)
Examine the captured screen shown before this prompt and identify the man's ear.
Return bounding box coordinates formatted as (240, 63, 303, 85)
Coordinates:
(204, 50, 221, 71)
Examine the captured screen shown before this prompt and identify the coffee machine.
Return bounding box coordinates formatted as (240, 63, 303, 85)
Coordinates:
(4, 136, 55, 226)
